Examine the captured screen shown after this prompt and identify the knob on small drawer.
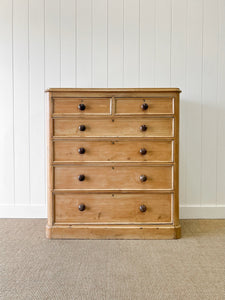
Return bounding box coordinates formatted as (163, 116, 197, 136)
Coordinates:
(78, 203, 85, 211)
(140, 175, 147, 182)
(139, 205, 147, 212)
(78, 147, 85, 154)
(140, 125, 147, 132)
(78, 174, 85, 181)
(141, 103, 148, 110)
(78, 103, 86, 111)
(79, 125, 86, 131)
(140, 148, 147, 155)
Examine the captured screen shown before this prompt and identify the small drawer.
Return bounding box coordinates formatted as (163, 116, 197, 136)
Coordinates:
(54, 166, 173, 190)
(54, 193, 172, 224)
(53, 140, 173, 162)
(115, 98, 174, 115)
(53, 98, 111, 115)
(53, 118, 174, 138)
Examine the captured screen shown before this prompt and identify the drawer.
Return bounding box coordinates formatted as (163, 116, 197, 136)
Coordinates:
(54, 166, 173, 190)
(115, 98, 174, 115)
(53, 118, 174, 137)
(54, 140, 173, 162)
(53, 98, 111, 114)
(54, 193, 172, 224)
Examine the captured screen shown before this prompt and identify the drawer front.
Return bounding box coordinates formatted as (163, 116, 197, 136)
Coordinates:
(54, 140, 173, 162)
(53, 98, 111, 114)
(54, 193, 172, 224)
(54, 166, 173, 190)
(115, 98, 173, 115)
(53, 118, 174, 137)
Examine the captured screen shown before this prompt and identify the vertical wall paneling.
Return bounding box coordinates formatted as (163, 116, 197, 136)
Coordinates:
(123, 0, 139, 87)
(155, 0, 172, 87)
(29, 0, 45, 205)
(201, 0, 219, 205)
(77, 0, 92, 87)
(0, 0, 14, 205)
(217, 0, 225, 205)
(45, 0, 61, 87)
(1, 0, 225, 217)
(170, 0, 187, 206)
(61, 0, 76, 87)
(108, 0, 123, 87)
(92, 0, 107, 87)
(139, 0, 155, 87)
(185, 0, 203, 206)
(13, 0, 30, 205)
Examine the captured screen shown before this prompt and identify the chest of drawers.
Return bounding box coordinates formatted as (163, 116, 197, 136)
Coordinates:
(46, 88, 181, 239)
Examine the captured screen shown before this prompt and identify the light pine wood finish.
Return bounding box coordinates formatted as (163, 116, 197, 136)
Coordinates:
(115, 98, 174, 115)
(46, 88, 181, 239)
(53, 118, 174, 138)
(54, 193, 172, 224)
(53, 140, 173, 162)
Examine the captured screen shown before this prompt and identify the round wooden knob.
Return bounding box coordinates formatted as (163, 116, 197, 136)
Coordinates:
(140, 205, 147, 212)
(79, 125, 86, 131)
(141, 103, 148, 110)
(78, 174, 85, 181)
(78, 147, 85, 154)
(140, 148, 147, 155)
(78, 103, 86, 111)
(140, 175, 147, 182)
(78, 203, 85, 211)
(140, 125, 147, 132)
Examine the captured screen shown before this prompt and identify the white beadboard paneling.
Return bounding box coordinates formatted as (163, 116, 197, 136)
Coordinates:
(201, 0, 219, 205)
(140, 0, 155, 87)
(185, 0, 203, 206)
(108, 0, 123, 87)
(61, 0, 76, 87)
(0, 1, 14, 205)
(217, 0, 225, 205)
(92, 0, 107, 87)
(77, 0, 92, 87)
(170, 0, 187, 206)
(155, 0, 172, 87)
(45, 0, 61, 87)
(29, 0, 45, 205)
(13, 0, 30, 205)
(123, 0, 139, 87)
(0, 0, 225, 218)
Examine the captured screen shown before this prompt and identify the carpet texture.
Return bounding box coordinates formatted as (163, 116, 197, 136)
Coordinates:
(0, 219, 224, 300)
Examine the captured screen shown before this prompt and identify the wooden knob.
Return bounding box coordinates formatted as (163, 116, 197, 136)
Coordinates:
(140, 205, 147, 212)
(78, 203, 85, 211)
(141, 103, 148, 110)
(78, 147, 85, 154)
(79, 125, 86, 131)
(140, 148, 147, 155)
(140, 175, 147, 182)
(78, 174, 85, 181)
(78, 103, 86, 111)
(140, 125, 147, 132)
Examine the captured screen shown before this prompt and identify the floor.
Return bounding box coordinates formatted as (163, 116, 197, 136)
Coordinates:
(0, 219, 224, 300)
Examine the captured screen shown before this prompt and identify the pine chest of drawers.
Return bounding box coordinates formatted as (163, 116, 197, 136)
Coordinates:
(46, 88, 181, 239)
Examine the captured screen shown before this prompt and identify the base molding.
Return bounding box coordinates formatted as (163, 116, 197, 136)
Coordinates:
(46, 224, 181, 240)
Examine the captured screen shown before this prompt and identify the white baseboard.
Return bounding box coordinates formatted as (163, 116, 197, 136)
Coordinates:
(0, 205, 47, 218)
(0, 204, 224, 219)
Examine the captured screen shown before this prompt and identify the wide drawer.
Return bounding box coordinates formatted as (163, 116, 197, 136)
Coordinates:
(53, 140, 173, 162)
(54, 166, 173, 190)
(53, 118, 174, 137)
(53, 98, 111, 114)
(115, 98, 174, 115)
(54, 193, 172, 224)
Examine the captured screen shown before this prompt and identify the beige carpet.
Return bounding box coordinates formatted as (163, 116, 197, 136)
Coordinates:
(0, 219, 224, 300)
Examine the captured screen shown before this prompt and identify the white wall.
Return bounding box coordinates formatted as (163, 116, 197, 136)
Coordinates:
(0, 0, 224, 218)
